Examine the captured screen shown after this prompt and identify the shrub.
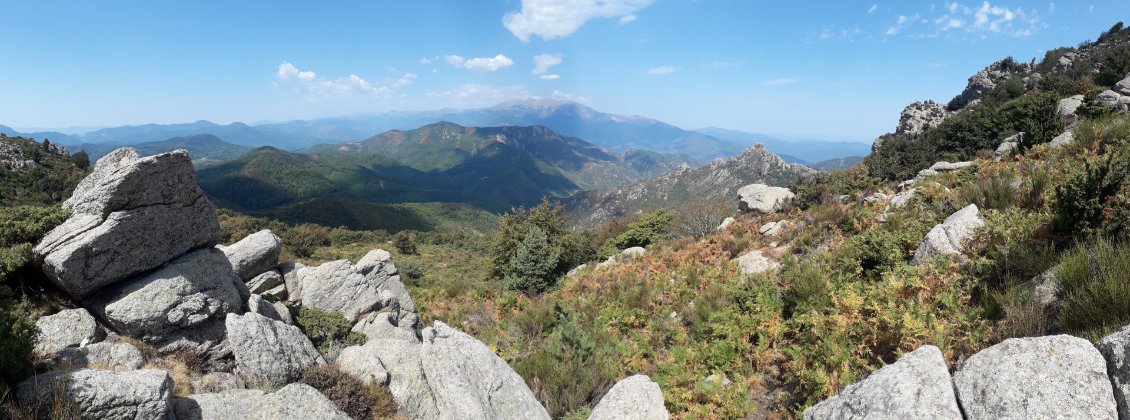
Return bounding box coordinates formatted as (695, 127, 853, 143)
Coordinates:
(0, 297, 37, 396)
(1053, 153, 1130, 240)
(300, 364, 399, 420)
(1097, 44, 1130, 87)
(291, 307, 366, 357)
(960, 171, 1016, 210)
(283, 223, 331, 258)
(1056, 238, 1130, 339)
(989, 284, 1052, 342)
(598, 210, 674, 257)
(514, 308, 614, 417)
(393, 231, 418, 255)
(70, 151, 90, 170)
(490, 199, 590, 283)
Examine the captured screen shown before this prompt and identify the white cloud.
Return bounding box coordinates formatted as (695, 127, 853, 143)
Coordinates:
(646, 65, 681, 75)
(762, 78, 798, 86)
(503, 0, 654, 42)
(619, 14, 637, 25)
(275, 62, 414, 102)
(419, 57, 433, 64)
(868, 4, 878, 14)
(886, 14, 920, 35)
(532, 53, 564, 80)
(898, 2, 1041, 38)
(424, 84, 531, 107)
(1048, 2, 1055, 14)
(445, 54, 514, 72)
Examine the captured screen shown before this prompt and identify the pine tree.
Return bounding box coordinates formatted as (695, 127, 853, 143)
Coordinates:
(505, 226, 561, 293)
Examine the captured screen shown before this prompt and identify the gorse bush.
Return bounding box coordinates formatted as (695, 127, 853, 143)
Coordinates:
(1056, 238, 1130, 340)
(291, 307, 366, 357)
(1053, 152, 1130, 240)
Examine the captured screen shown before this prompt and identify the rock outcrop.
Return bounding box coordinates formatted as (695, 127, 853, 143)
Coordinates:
(222, 230, 282, 281)
(247, 294, 291, 324)
(737, 184, 794, 214)
(879, 188, 917, 222)
(294, 249, 416, 325)
(34, 148, 221, 298)
(49, 342, 146, 372)
(958, 59, 1030, 107)
(420, 321, 551, 419)
(896, 101, 950, 136)
(33, 308, 105, 356)
(173, 383, 350, 420)
(85, 248, 241, 355)
(735, 250, 779, 275)
(1099, 326, 1130, 419)
(338, 338, 439, 419)
(1058, 94, 1085, 117)
(226, 312, 325, 388)
(353, 311, 420, 343)
(953, 335, 1116, 420)
(589, 374, 669, 420)
(912, 204, 984, 264)
(18, 368, 174, 420)
(803, 346, 961, 420)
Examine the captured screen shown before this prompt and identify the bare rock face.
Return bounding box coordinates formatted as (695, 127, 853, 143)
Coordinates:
(225, 312, 325, 389)
(420, 321, 550, 419)
(49, 342, 146, 372)
(953, 335, 1116, 420)
(896, 101, 950, 136)
(912, 204, 984, 264)
(735, 250, 779, 275)
(338, 338, 439, 420)
(33, 308, 105, 357)
(222, 230, 282, 281)
(589, 374, 669, 420)
(1058, 94, 1085, 117)
(297, 249, 416, 325)
(353, 311, 420, 343)
(957, 59, 1030, 107)
(17, 368, 174, 420)
(804, 345, 961, 420)
(85, 248, 242, 355)
(34, 148, 222, 298)
(1098, 325, 1130, 419)
(173, 383, 350, 420)
(737, 184, 794, 214)
(247, 294, 291, 324)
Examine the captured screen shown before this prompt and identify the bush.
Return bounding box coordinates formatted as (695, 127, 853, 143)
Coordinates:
(598, 210, 674, 257)
(70, 151, 90, 170)
(1053, 153, 1130, 240)
(673, 198, 731, 239)
(283, 223, 331, 258)
(490, 199, 592, 286)
(1056, 238, 1130, 339)
(0, 297, 37, 396)
(504, 227, 561, 294)
(291, 307, 367, 357)
(1097, 44, 1130, 87)
(960, 171, 1016, 210)
(393, 231, 418, 255)
(514, 308, 614, 417)
(300, 364, 399, 419)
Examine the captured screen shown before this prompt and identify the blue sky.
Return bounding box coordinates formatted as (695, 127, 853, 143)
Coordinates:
(1, 0, 1126, 142)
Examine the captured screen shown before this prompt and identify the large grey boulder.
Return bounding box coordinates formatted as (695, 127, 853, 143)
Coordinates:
(421, 321, 550, 419)
(297, 249, 416, 324)
(1050, 129, 1075, 147)
(954, 335, 1116, 420)
(994, 133, 1022, 159)
(222, 230, 282, 281)
(33, 308, 105, 356)
(879, 188, 917, 222)
(912, 204, 984, 264)
(279, 261, 306, 303)
(34, 148, 222, 298)
(1058, 94, 1085, 117)
(226, 312, 325, 388)
(247, 294, 291, 324)
(353, 311, 420, 343)
(735, 250, 779, 275)
(957, 59, 1028, 106)
(246, 269, 283, 295)
(173, 383, 350, 420)
(589, 374, 669, 420)
(737, 184, 794, 214)
(339, 338, 439, 419)
(803, 345, 961, 420)
(49, 342, 145, 372)
(1098, 326, 1130, 419)
(85, 248, 241, 355)
(895, 100, 949, 136)
(1117, 75, 1130, 96)
(17, 368, 174, 420)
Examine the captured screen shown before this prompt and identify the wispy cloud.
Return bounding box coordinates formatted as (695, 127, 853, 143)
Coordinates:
(419, 57, 433, 64)
(276, 62, 415, 101)
(445, 54, 515, 72)
(915, 1, 1044, 37)
(762, 78, 798, 86)
(646, 65, 681, 75)
(532, 53, 564, 80)
(1048, 2, 1055, 14)
(886, 14, 921, 36)
(868, 4, 878, 14)
(503, 0, 654, 42)
(424, 84, 531, 108)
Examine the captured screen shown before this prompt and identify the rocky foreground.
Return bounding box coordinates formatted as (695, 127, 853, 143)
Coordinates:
(17, 148, 670, 419)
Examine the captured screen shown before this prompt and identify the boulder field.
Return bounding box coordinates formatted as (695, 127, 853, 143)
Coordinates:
(18, 147, 670, 420)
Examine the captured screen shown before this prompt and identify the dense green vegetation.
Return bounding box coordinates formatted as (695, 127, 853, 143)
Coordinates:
(0, 135, 87, 206)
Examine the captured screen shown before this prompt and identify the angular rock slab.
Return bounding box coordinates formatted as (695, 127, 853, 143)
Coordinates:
(33, 307, 105, 357)
(247, 294, 290, 324)
(50, 342, 145, 372)
(222, 229, 282, 281)
(226, 312, 325, 389)
(338, 338, 439, 419)
(420, 321, 550, 419)
(589, 374, 669, 420)
(86, 248, 241, 353)
(735, 250, 779, 275)
(1099, 326, 1130, 419)
(246, 270, 283, 295)
(737, 184, 794, 214)
(297, 249, 416, 323)
(17, 368, 174, 420)
(912, 204, 984, 264)
(173, 383, 350, 420)
(35, 148, 222, 298)
(353, 311, 420, 343)
(804, 345, 961, 420)
(954, 335, 1116, 420)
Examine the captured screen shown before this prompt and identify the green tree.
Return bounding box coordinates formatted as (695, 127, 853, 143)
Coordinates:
(504, 226, 561, 293)
(393, 231, 418, 255)
(490, 199, 592, 284)
(71, 151, 90, 170)
(599, 210, 674, 257)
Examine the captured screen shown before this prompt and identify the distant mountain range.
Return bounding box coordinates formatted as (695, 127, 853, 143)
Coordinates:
(1, 100, 869, 164)
(196, 122, 691, 229)
(70, 134, 252, 166)
(566, 144, 818, 228)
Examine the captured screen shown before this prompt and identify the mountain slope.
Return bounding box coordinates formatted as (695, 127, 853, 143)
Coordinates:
(696, 127, 872, 163)
(566, 144, 817, 228)
(71, 134, 252, 165)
